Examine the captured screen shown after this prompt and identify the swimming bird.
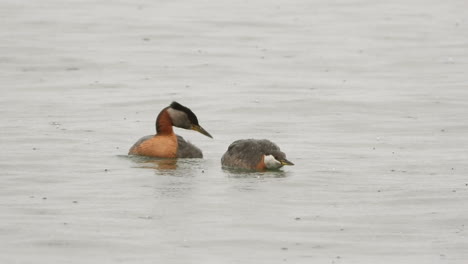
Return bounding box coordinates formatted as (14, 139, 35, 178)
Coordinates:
(221, 139, 294, 170)
(128, 101, 212, 158)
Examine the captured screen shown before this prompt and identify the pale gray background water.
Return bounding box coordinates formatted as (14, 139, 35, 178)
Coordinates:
(1, 0, 468, 263)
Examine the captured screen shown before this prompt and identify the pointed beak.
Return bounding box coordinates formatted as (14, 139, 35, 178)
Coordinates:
(280, 159, 294, 166)
(191, 125, 213, 138)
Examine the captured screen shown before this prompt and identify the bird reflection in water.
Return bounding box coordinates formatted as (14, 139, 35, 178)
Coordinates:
(129, 156, 178, 170)
(222, 167, 288, 179)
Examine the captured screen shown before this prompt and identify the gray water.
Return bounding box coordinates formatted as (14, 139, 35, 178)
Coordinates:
(1, 0, 468, 263)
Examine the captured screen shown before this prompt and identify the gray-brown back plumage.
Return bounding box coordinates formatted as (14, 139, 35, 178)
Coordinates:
(176, 135, 203, 158)
(221, 139, 287, 169)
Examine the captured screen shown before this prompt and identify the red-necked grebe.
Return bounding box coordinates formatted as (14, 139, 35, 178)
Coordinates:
(221, 139, 294, 170)
(128, 101, 212, 158)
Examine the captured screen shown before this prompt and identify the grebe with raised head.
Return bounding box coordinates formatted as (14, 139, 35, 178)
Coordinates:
(128, 102, 212, 158)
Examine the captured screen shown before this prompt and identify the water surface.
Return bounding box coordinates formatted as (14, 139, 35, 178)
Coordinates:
(1, 0, 468, 263)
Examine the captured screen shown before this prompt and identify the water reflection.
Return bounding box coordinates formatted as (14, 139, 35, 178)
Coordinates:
(125, 156, 207, 200)
(125, 155, 206, 178)
(127, 155, 179, 170)
(222, 167, 288, 178)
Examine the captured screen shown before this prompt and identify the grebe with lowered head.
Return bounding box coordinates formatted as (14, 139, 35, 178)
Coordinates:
(221, 139, 294, 170)
(128, 101, 212, 158)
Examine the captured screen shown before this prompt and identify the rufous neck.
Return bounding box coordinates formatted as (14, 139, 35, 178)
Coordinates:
(155, 108, 174, 135)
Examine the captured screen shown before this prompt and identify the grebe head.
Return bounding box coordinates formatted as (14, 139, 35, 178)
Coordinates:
(263, 150, 294, 169)
(167, 101, 213, 138)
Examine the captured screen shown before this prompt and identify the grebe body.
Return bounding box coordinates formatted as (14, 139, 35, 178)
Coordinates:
(221, 139, 294, 170)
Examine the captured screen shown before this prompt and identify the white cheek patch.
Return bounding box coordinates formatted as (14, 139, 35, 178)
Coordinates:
(264, 155, 283, 169)
(167, 108, 189, 128)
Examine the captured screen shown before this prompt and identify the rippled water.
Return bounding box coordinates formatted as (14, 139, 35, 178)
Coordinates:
(1, 0, 468, 263)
